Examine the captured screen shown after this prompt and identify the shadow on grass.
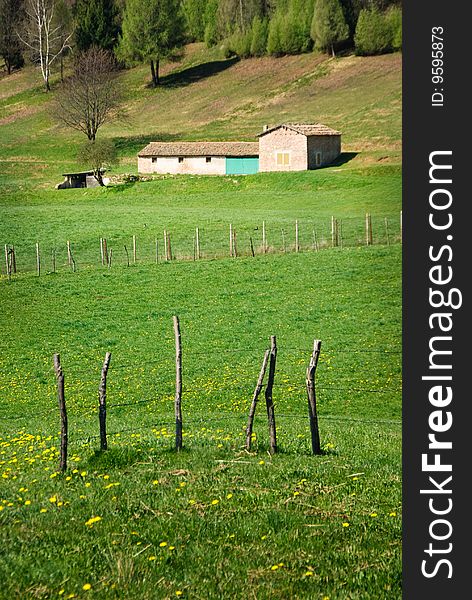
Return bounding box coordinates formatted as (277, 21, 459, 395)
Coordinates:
(87, 447, 144, 469)
(326, 152, 359, 168)
(160, 57, 239, 89)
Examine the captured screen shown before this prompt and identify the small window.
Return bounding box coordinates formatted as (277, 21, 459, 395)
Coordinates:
(152, 157, 157, 163)
(315, 152, 322, 166)
(178, 157, 184, 163)
(206, 157, 212, 163)
(276, 152, 290, 166)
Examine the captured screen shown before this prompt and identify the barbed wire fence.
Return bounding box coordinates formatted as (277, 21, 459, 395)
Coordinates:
(0, 318, 402, 472)
(2, 213, 402, 278)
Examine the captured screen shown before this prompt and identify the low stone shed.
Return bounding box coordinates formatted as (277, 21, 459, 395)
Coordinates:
(137, 123, 341, 176)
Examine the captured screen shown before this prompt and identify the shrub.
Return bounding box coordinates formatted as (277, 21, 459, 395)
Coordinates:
(267, 12, 284, 56)
(250, 17, 269, 57)
(387, 6, 402, 51)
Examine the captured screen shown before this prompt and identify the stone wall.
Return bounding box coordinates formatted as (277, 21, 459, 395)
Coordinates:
(307, 135, 341, 168)
(138, 156, 226, 175)
(258, 128, 308, 172)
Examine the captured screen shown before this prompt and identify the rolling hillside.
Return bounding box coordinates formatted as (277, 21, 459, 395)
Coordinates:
(0, 43, 401, 184)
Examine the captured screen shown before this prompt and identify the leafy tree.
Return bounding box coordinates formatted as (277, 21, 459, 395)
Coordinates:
(0, 0, 24, 74)
(386, 5, 401, 51)
(183, 0, 207, 41)
(77, 139, 118, 186)
(311, 0, 349, 57)
(117, 0, 186, 86)
(74, 0, 119, 52)
(56, 46, 122, 140)
(266, 10, 283, 54)
(354, 7, 392, 55)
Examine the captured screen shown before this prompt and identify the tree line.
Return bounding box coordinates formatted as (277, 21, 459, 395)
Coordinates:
(1, 1, 402, 87)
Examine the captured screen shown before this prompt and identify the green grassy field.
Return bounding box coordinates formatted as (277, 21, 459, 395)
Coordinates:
(1, 44, 402, 599)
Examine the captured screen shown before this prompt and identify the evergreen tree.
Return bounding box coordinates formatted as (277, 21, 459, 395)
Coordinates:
(75, 0, 119, 52)
(117, 0, 186, 86)
(203, 0, 219, 47)
(250, 16, 269, 56)
(0, 0, 24, 74)
(311, 0, 349, 57)
(266, 10, 283, 55)
(354, 8, 392, 55)
(183, 0, 208, 42)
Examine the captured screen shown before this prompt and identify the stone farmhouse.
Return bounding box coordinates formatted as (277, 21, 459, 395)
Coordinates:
(138, 123, 341, 176)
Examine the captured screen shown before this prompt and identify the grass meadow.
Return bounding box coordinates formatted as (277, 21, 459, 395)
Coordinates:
(1, 43, 402, 599)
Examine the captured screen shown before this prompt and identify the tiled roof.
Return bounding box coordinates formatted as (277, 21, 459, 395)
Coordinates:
(257, 123, 341, 137)
(138, 142, 260, 157)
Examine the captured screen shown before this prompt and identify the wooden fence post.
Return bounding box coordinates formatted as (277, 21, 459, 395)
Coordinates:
(265, 335, 278, 455)
(229, 224, 233, 257)
(232, 227, 237, 258)
(36, 242, 41, 276)
(124, 245, 130, 267)
(53, 354, 68, 472)
(339, 220, 343, 249)
(195, 227, 200, 259)
(385, 217, 390, 246)
(108, 248, 113, 268)
(250, 236, 255, 257)
(281, 228, 286, 253)
(365, 213, 370, 246)
(331, 216, 336, 247)
(262, 221, 266, 253)
(67, 240, 72, 268)
(103, 238, 109, 266)
(4, 244, 9, 277)
(99, 352, 112, 451)
(167, 232, 172, 261)
(11, 245, 16, 273)
(173, 316, 183, 451)
(100, 238, 104, 265)
(133, 235, 137, 264)
(245, 349, 270, 451)
(306, 339, 322, 455)
(368, 213, 373, 245)
(295, 220, 299, 252)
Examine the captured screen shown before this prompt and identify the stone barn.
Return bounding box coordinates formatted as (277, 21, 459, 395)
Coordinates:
(257, 123, 341, 172)
(137, 124, 341, 176)
(138, 142, 260, 175)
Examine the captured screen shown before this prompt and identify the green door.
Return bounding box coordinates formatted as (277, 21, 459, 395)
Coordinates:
(226, 157, 259, 175)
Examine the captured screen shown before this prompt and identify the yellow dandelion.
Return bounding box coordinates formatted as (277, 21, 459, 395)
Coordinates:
(149, 556, 157, 561)
(49, 496, 57, 503)
(159, 541, 167, 547)
(175, 592, 183, 597)
(370, 513, 378, 518)
(152, 480, 159, 485)
(24, 500, 31, 506)
(40, 508, 47, 513)
(342, 522, 350, 527)
(211, 499, 219, 505)
(389, 511, 397, 517)
(226, 493, 233, 499)
(271, 565, 279, 571)
(85, 516, 102, 527)
(82, 584, 91, 591)
(304, 572, 314, 577)
(259, 460, 265, 465)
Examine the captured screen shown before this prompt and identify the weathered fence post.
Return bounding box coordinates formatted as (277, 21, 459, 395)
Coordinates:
(265, 335, 278, 455)
(167, 232, 172, 261)
(133, 235, 137, 264)
(295, 220, 299, 252)
(124, 245, 130, 267)
(99, 352, 112, 451)
(195, 227, 200, 259)
(331, 216, 336, 247)
(173, 316, 183, 451)
(245, 349, 270, 451)
(281, 228, 286, 253)
(164, 230, 168, 261)
(262, 221, 266, 253)
(250, 236, 255, 257)
(100, 238, 104, 265)
(306, 339, 322, 455)
(53, 354, 68, 472)
(108, 248, 113, 268)
(36, 242, 41, 276)
(11, 245, 16, 273)
(339, 220, 343, 249)
(4, 244, 9, 277)
(103, 238, 109, 266)
(385, 217, 390, 246)
(67, 240, 72, 268)
(369, 213, 373, 245)
(232, 227, 238, 258)
(229, 224, 233, 257)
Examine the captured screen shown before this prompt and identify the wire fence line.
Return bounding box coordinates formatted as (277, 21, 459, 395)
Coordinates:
(2, 212, 402, 277)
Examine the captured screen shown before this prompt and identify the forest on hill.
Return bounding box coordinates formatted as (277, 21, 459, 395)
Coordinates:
(2, 0, 401, 85)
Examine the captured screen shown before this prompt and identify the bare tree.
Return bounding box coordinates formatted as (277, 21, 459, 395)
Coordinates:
(56, 46, 123, 141)
(18, 0, 72, 91)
